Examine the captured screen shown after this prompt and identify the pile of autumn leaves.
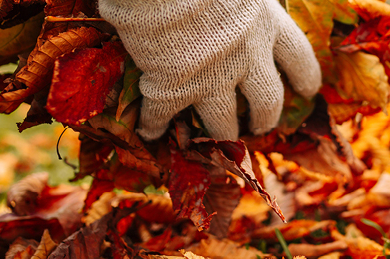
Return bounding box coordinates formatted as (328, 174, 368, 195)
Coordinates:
(2, 0, 390, 258)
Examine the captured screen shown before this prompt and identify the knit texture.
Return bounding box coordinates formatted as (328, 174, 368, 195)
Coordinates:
(98, 0, 322, 141)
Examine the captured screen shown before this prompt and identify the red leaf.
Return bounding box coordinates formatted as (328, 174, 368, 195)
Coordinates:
(338, 16, 390, 80)
(83, 179, 114, 213)
(169, 146, 215, 231)
(188, 138, 286, 223)
(47, 41, 127, 125)
(0, 214, 65, 244)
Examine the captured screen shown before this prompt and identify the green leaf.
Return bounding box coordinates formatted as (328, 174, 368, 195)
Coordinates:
(361, 218, 390, 258)
(116, 56, 142, 121)
(331, 0, 358, 24)
(278, 83, 315, 135)
(275, 228, 293, 259)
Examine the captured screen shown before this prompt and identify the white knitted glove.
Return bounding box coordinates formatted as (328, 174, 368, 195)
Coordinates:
(98, 0, 321, 141)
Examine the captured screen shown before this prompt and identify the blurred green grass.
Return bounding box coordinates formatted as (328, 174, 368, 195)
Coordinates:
(0, 103, 90, 197)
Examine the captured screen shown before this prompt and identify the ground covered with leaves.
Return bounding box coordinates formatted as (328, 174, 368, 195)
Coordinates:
(2, 0, 390, 258)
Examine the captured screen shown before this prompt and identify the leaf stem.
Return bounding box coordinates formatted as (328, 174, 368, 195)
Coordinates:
(45, 16, 106, 22)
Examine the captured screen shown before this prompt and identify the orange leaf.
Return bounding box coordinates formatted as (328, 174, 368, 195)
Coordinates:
(0, 27, 107, 113)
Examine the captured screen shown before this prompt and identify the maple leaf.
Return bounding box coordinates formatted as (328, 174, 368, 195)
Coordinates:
(46, 41, 127, 125)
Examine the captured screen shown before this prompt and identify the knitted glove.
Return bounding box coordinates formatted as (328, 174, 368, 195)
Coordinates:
(98, 0, 322, 141)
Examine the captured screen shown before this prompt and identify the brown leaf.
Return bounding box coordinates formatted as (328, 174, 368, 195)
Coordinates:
(288, 241, 348, 258)
(0, 0, 44, 29)
(16, 88, 53, 132)
(31, 229, 57, 259)
(203, 175, 241, 238)
(6, 172, 87, 237)
(86, 105, 161, 178)
(47, 206, 139, 259)
(252, 220, 336, 242)
(0, 11, 44, 66)
(46, 41, 127, 125)
(5, 237, 38, 259)
(187, 236, 269, 259)
(7, 172, 49, 216)
(73, 136, 112, 180)
(188, 138, 286, 223)
(0, 27, 107, 114)
(284, 139, 353, 180)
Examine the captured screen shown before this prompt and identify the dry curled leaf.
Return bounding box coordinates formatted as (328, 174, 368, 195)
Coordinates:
(31, 229, 57, 259)
(0, 27, 107, 114)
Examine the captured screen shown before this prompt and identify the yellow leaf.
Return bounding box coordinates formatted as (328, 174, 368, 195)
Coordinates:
(187, 236, 270, 259)
(31, 229, 57, 259)
(349, 0, 390, 19)
(335, 51, 389, 109)
(287, 0, 335, 82)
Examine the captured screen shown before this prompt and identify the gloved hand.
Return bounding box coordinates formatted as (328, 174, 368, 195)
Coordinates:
(98, 0, 321, 141)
